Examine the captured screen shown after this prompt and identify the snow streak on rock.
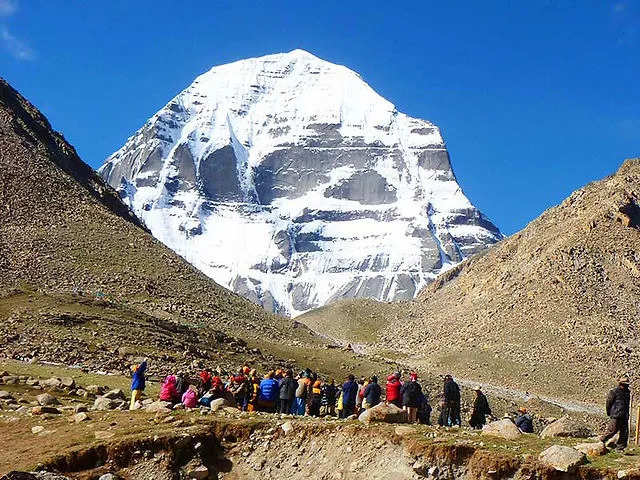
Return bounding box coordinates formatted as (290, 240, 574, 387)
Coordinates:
(99, 49, 502, 316)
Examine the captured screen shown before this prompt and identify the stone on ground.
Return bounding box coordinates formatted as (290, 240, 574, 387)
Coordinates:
(102, 389, 125, 400)
(93, 397, 117, 411)
(31, 426, 45, 434)
(98, 474, 120, 480)
(60, 377, 75, 388)
(539, 445, 587, 472)
(36, 393, 59, 406)
(574, 441, 607, 457)
(32, 406, 60, 415)
(482, 419, 522, 440)
(186, 465, 209, 480)
(73, 412, 90, 423)
(0, 390, 14, 400)
(395, 425, 414, 437)
(540, 415, 593, 438)
(359, 403, 407, 424)
(281, 421, 293, 435)
(145, 401, 172, 413)
(94, 430, 115, 440)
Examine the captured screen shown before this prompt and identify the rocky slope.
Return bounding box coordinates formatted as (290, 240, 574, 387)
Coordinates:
(99, 49, 502, 316)
(0, 76, 367, 377)
(301, 159, 640, 402)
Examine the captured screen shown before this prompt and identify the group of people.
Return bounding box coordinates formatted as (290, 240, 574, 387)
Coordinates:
(129, 359, 634, 450)
(129, 359, 487, 425)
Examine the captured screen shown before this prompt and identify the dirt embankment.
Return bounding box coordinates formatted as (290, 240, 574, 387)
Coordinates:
(25, 419, 640, 480)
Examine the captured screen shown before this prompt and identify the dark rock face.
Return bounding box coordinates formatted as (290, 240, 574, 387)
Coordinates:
(99, 50, 503, 315)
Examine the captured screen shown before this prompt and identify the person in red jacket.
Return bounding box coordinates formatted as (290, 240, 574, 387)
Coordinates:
(386, 372, 402, 408)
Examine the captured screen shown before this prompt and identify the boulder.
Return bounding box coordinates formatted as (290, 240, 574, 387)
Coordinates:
(74, 404, 88, 413)
(0, 473, 38, 480)
(60, 377, 75, 389)
(0, 391, 14, 400)
(145, 401, 172, 413)
(359, 403, 407, 424)
(102, 389, 125, 400)
(210, 397, 230, 411)
(32, 406, 60, 415)
(482, 419, 522, 440)
(2, 376, 19, 384)
(93, 397, 117, 411)
(41, 377, 63, 388)
(98, 475, 120, 480)
(574, 441, 607, 457)
(31, 426, 45, 434)
(539, 445, 587, 472)
(73, 412, 90, 423)
(36, 393, 59, 406)
(540, 416, 593, 439)
(85, 385, 105, 395)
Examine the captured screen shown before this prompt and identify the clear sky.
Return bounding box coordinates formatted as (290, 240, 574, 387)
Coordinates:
(1, 1, 638, 234)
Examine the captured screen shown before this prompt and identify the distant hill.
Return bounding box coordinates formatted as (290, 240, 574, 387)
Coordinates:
(0, 76, 373, 377)
(301, 159, 640, 402)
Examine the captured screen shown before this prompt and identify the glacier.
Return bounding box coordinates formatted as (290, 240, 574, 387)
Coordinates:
(99, 49, 502, 316)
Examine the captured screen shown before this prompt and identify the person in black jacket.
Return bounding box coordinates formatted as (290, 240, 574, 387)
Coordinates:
(600, 377, 631, 450)
(363, 375, 382, 408)
(401, 372, 423, 423)
(321, 379, 337, 416)
(469, 387, 491, 429)
(443, 375, 461, 426)
(278, 369, 296, 414)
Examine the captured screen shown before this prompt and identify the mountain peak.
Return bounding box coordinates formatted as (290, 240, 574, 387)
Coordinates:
(100, 54, 502, 316)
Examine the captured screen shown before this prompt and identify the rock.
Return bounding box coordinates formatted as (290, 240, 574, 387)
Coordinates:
(539, 445, 587, 472)
(145, 401, 172, 413)
(210, 397, 231, 411)
(0, 473, 38, 480)
(41, 377, 62, 388)
(574, 441, 607, 457)
(84, 385, 104, 395)
(2, 376, 18, 384)
(93, 397, 117, 411)
(98, 474, 120, 480)
(32, 406, 60, 415)
(187, 466, 209, 480)
(31, 426, 45, 434)
(102, 389, 125, 400)
(359, 403, 407, 424)
(74, 412, 90, 422)
(540, 416, 593, 439)
(94, 431, 115, 440)
(0, 391, 14, 400)
(412, 461, 427, 475)
(36, 393, 59, 406)
(281, 421, 293, 435)
(482, 419, 522, 440)
(223, 407, 240, 415)
(74, 404, 88, 413)
(60, 377, 75, 389)
(394, 426, 414, 437)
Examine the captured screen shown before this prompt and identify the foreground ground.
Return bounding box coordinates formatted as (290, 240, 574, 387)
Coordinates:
(1, 362, 639, 480)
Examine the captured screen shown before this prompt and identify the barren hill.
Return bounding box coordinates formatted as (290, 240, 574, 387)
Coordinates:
(0, 77, 373, 378)
(301, 159, 640, 402)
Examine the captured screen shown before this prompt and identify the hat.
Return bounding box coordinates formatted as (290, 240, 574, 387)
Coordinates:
(410, 372, 418, 380)
(474, 386, 482, 391)
(619, 377, 630, 384)
(518, 407, 527, 414)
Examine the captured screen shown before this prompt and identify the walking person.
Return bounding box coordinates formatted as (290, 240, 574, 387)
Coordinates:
(600, 377, 631, 450)
(401, 372, 422, 423)
(443, 374, 461, 426)
(129, 358, 148, 410)
(469, 386, 491, 429)
(341, 374, 358, 418)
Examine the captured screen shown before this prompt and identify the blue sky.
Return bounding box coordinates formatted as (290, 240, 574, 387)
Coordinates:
(1, 1, 638, 234)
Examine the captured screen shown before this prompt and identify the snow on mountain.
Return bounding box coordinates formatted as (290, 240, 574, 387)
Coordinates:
(99, 49, 502, 316)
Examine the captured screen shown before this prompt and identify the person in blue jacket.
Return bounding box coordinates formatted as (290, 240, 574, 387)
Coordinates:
(130, 358, 148, 410)
(341, 374, 358, 418)
(258, 371, 279, 412)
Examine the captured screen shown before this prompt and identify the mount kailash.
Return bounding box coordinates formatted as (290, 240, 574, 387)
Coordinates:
(99, 49, 502, 316)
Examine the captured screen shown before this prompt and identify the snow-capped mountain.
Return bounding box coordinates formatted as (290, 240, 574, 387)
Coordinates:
(99, 49, 502, 316)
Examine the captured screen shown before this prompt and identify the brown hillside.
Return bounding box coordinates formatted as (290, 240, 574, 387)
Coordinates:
(302, 159, 640, 402)
(0, 77, 377, 378)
